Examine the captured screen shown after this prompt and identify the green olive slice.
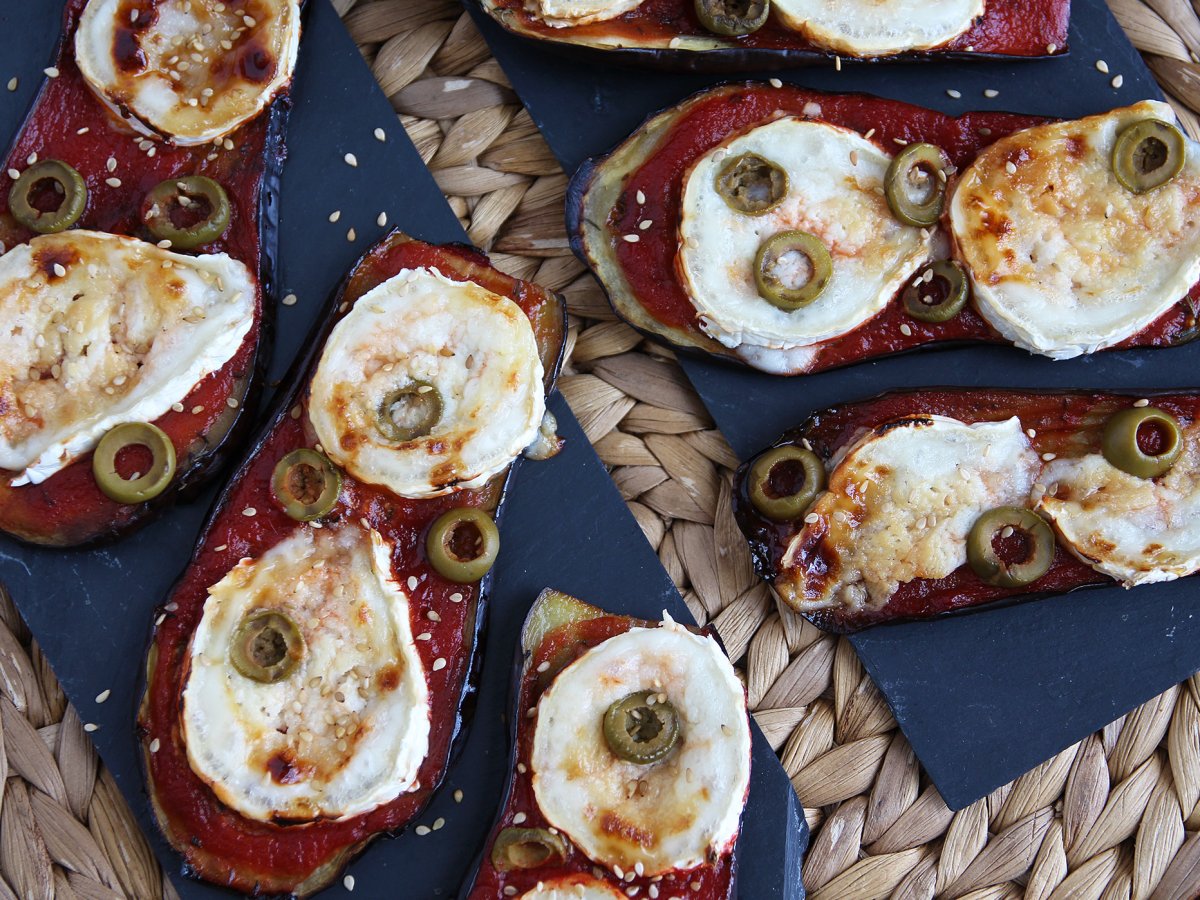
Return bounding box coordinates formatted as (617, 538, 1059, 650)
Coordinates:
(377, 381, 443, 443)
(754, 231, 832, 311)
(715, 153, 788, 215)
(603, 690, 680, 765)
(902, 260, 969, 323)
(271, 449, 342, 521)
(491, 827, 570, 871)
(967, 506, 1055, 588)
(1113, 119, 1185, 194)
(1102, 406, 1184, 478)
(694, 0, 769, 36)
(142, 175, 231, 249)
(92, 422, 176, 505)
(230, 609, 305, 684)
(10, 160, 87, 233)
(885, 143, 950, 227)
(426, 507, 499, 583)
(748, 445, 825, 522)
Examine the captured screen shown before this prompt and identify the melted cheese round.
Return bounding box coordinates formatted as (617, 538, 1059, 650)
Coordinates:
(181, 523, 429, 823)
(678, 118, 932, 365)
(531, 618, 750, 877)
(520, 876, 625, 899)
(949, 101, 1200, 359)
(772, 0, 984, 56)
(308, 267, 545, 499)
(0, 231, 254, 486)
(779, 416, 1040, 611)
(1037, 421, 1200, 585)
(75, 0, 301, 145)
(534, 0, 644, 26)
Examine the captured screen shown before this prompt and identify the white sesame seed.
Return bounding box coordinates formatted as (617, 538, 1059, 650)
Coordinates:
(639, 219, 652, 230)
(5, 77, 15, 92)
(537, 661, 551, 673)
(191, 405, 204, 415)
(149, 738, 161, 753)
(157, 239, 172, 248)
(52, 263, 66, 277)
(513, 812, 527, 824)
(344, 152, 358, 167)
(416, 632, 431, 641)
(282, 293, 298, 306)
(374, 127, 386, 142)
(1027, 428, 1037, 439)
(226, 397, 239, 409)
(1096, 59, 1109, 74)
(984, 89, 999, 98)
(635, 189, 646, 204)
(1005, 161, 1017, 175)
(106, 177, 122, 188)
(415, 825, 431, 836)
(946, 89, 962, 99)
(1047, 43, 1057, 53)
(1134, 398, 1150, 408)
(1042, 452, 1056, 461)
(95, 689, 111, 704)
(835, 55, 842, 71)
(407, 576, 419, 590)
(76, 127, 89, 135)
(1112, 75, 1123, 89)
(347, 228, 356, 242)
(6, 168, 19, 180)
(893, 137, 908, 146)
(329, 210, 341, 223)
(769, 78, 783, 88)
(83, 723, 98, 732)
(804, 512, 820, 524)
(427, 610, 441, 622)
(899, 323, 913, 337)
(44, 67, 59, 78)
(863, 128, 876, 140)
(454, 789, 463, 803)
(214, 545, 227, 552)
(450, 592, 463, 603)
(343, 875, 355, 891)
(377, 211, 388, 227)
(433, 657, 447, 671)
(623, 234, 640, 243)
(171, 402, 184, 413)
(242, 507, 256, 517)
(106, 157, 117, 172)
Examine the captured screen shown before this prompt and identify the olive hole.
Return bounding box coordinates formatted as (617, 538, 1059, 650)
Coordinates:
(765, 458, 809, 501)
(1134, 137, 1169, 176)
(917, 275, 951, 309)
(167, 190, 215, 230)
(113, 442, 154, 481)
(27, 177, 67, 214)
(717, 0, 760, 15)
(284, 462, 325, 506)
(623, 706, 665, 745)
(767, 248, 816, 292)
(248, 626, 288, 668)
(445, 520, 484, 563)
(905, 163, 938, 205)
(1136, 418, 1176, 458)
(991, 526, 1034, 568)
(504, 840, 554, 869)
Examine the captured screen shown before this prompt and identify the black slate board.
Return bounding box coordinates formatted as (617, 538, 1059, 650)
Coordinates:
(0, 1, 806, 896)
(468, 0, 1200, 810)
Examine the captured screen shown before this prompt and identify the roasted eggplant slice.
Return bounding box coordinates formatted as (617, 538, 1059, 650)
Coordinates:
(138, 233, 566, 897)
(462, 589, 750, 899)
(734, 388, 1200, 633)
(568, 83, 1200, 376)
(0, 0, 298, 546)
(475, 0, 1069, 70)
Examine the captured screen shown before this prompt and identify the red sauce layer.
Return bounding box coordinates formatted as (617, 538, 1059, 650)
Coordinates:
(491, 0, 1070, 58)
(468, 613, 736, 899)
(0, 0, 284, 545)
(735, 389, 1200, 632)
(139, 235, 564, 895)
(602, 83, 1199, 371)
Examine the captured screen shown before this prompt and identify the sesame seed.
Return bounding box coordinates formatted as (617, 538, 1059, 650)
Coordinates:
(454, 789, 463, 803)
(214, 545, 227, 552)
(329, 210, 341, 223)
(191, 405, 204, 414)
(433, 817, 445, 831)
(5, 77, 15, 92)
(635, 189, 646, 205)
(899, 323, 913, 337)
(450, 592, 463, 603)
(849, 150, 858, 166)
(95, 689, 111, 704)
(835, 55, 842, 71)
(52, 263, 66, 277)
(1027, 428, 1037, 438)
(537, 661, 550, 673)
(416, 632, 431, 641)
(623, 234, 640, 243)
(106, 177, 122, 188)
(1042, 452, 1056, 461)
(433, 657, 447, 671)
(106, 157, 117, 172)
(893, 137, 908, 146)
(149, 738, 160, 753)
(984, 89, 999, 98)
(1005, 161, 1017, 175)
(503, 888, 518, 897)
(76, 127, 89, 135)
(283, 293, 298, 306)
(769, 77, 783, 88)
(407, 576, 419, 590)
(518, 763, 527, 773)
(344, 152, 358, 167)
(1112, 75, 1123, 89)
(804, 512, 820, 524)
(343, 875, 355, 891)
(83, 723, 98, 732)
(242, 507, 256, 517)
(157, 239, 172, 248)
(6, 168, 18, 180)
(377, 211, 388, 227)
(1096, 59, 1109, 74)
(226, 397, 238, 409)
(44, 67, 59, 78)
(291, 405, 302, 419)
(946, 89, 961, 99)
(427, 610, 441, 622)
(415, 825, 431, 836)
(347, 228, 356, 242)
(171, 402, 184, 413)
(513, 812, 527, 824)
(863, 128, 876, 140)
(1134, 398, 1150, 407)
(1047, 43, 1057, 53)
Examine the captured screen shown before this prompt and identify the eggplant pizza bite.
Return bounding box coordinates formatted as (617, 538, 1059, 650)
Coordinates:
(138, 233, 566, 896)
(0, 0, 299, 546)
(477, 0, 1069, 67)
(569, 84, 1200, 375)
(464, 589, 751, 899)
(734, 389, 1200, 632)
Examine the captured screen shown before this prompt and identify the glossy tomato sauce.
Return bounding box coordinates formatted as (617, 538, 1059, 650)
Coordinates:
(139, 236, 564, 895)
(468, 614, 736, 899)
(735, 389, 1200, 632)
(0, 0, 283, 543)
(604, 83, 1200, 373)
(491, 0, 1070, 58)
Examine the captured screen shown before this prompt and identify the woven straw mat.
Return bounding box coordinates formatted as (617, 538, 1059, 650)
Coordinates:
(5, 1, 1200, 898)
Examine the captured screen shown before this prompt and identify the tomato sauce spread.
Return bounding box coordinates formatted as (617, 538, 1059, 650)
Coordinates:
(598, 83, 1199, 372)
(735, 389, 1200, 632)
(468, 611, 736, 899)
(0, 0, 287, 545)
(138, 234, 564, 896)
(489, 0, 1070, 58)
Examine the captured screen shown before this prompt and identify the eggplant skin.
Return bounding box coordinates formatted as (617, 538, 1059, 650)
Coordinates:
(474, 0, 1058, 72)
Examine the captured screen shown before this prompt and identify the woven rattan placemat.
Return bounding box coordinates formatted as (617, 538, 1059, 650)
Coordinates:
(4, 1, 1200, 897)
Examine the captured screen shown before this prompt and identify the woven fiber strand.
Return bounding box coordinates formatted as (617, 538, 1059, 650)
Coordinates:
(5, 1, 1200, 898)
